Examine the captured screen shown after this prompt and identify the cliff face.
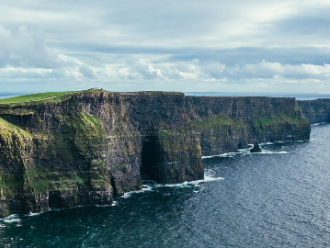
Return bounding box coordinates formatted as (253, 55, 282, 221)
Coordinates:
(298, 99, 330, 124)
(185, 97, 310, 156)
(0, 90, 310, 217)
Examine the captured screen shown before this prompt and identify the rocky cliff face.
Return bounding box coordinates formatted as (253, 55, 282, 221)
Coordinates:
(298, 99, 330, 124)
(185, 96, 310, 156)
(0, 89, 310, 217)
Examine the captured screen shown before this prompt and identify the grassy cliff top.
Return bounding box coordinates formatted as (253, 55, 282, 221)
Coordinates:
(0, 91, 77, 104)
(0, 89, 186, 106)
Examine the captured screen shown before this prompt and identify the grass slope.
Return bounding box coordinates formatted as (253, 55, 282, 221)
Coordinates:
(0, 91, 76, 104)
(0, 117, 32, 139)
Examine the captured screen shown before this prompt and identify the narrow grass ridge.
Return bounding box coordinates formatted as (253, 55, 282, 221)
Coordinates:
(0, 91, 77, 105)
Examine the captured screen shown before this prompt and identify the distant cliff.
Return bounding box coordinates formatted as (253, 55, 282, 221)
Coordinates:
(0, 89, 310, 217)
(298, 99, 330, 124)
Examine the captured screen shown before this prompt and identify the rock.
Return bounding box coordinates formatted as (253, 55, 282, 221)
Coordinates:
(250, 142, 261, 153)
(298, 99, 330, 124)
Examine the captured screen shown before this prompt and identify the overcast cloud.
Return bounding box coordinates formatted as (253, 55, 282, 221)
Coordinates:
(1, 0, 330, 93)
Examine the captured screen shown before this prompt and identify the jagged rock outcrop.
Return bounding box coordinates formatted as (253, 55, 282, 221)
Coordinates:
(0, 89, 310, 217)
(250, 142, 261, 153)
(298, 99, 330, 124)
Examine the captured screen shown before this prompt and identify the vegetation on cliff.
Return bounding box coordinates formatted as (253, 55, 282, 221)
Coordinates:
(298, 99, 330, 124)
(253, 113, 309, 128)
(0, 91, 113, 216)
(0, 117, 32, 139)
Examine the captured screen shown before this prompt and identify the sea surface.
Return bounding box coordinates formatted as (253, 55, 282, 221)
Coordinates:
(1, 124, 330, 247)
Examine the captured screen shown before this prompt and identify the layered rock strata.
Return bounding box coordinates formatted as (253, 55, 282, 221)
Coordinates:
(298, 99, 330, 124)
(0, 89, 310, 217)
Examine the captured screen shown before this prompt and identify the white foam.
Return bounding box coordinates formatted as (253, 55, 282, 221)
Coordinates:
(203, 176, 225, 182)
(312, 122, 328, 126)
(202, 152, 238, 159)
(158, 180, 200, 188)
(113, 170, 224, 202)
(164, 175, 224, 187)
(123, 174, 224, 196)
(201, 155, 218, 159)
(3, 214, 21, 223)
(122, 184, 154, 198)
(28, 212, 43, 217)
(242, 150, 288, 156)
(260, 150, 288, 155)
(95, 204, 113, 208)
(123, 192, 134, 198)
(202, 141, 292, 159)
(204, 169, 216, 177)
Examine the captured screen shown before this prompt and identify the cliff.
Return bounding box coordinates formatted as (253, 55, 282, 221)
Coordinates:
(298, 99, 330, 124)
(0, 89, 310, 217)
(185, 96, 310, 155)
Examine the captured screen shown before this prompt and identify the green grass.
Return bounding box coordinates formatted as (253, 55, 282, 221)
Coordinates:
(194, 115, 244, 129)
(0, 117, 32, 139)
(62, 113, 104, 138)
(157, 115, 245, 137)
(25, 166, 86, 193)
(0, 91, 76, 104)
(253, 114, 309, 127)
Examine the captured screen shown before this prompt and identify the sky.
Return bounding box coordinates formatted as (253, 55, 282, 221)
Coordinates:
(1, 0, 330, 94)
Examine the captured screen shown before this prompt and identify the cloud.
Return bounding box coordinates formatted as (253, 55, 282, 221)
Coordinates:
(1, 0, 330, 93)
(0, 25, 59, 68)
(79, 65, 96, 79)
(223, 60, 330, 81)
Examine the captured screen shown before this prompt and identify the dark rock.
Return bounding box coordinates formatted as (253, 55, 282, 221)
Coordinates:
(298, 99, 330, 124)
(250, 142, 261, 153)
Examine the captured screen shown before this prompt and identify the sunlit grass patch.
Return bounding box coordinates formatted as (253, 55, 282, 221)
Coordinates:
(0, 91, 76, 104)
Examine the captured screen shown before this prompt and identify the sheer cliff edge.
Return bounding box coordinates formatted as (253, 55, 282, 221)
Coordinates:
(0, 89, 310, 217)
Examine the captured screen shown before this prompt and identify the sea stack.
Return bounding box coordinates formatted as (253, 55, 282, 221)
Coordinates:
(250, 142, 262, 153)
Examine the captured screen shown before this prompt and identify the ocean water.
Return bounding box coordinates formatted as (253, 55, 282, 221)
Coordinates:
(1, 124, 330, 247)
(0, 93, 23, 99)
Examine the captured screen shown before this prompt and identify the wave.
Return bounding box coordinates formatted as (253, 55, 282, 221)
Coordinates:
(260, 150, 288, 155)
(1, 214, 22, 223)
(202, 152, 239, 159)
(122, 170, 224, 199)
(203, 150, 288, 159)
(312, 122, 328, 126)
(27, 211, 45, 217)
(202, 141, 292, 159)
(123, 184, 154, 198)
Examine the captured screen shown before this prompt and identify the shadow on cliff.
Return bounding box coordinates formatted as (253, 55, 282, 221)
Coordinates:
(141, 135, 165, 183)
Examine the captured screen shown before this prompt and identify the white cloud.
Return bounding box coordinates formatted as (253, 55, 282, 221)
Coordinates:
(79, 65, 96, 79)
(0, 25, 59, 68)
(1, 0, 330, 93)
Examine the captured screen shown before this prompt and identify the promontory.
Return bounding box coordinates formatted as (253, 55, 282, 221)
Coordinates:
(0, 89, 311, 217)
